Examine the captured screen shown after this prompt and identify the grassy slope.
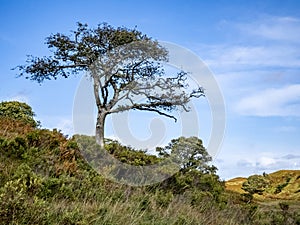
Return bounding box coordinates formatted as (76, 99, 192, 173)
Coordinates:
(0, 118, 240, 224)
(1, 117, 300, 224)
(225, 177, 247, 194)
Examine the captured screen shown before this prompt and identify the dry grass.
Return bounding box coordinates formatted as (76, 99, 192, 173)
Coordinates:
(225, 177, 247, 194)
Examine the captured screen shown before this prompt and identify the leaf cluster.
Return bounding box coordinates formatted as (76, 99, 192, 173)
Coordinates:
(0, 101, 39, 128)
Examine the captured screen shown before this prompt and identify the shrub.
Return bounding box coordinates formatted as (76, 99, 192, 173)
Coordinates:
(0, 101, 39, 128)
(0, 136, 28, 158)
(242, 175, 270, 196)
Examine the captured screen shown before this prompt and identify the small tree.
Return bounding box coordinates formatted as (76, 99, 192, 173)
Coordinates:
(0, 101, 38, 127)
(156, 136, 221, 195)
(157, 136, 216, 174)
(15, 23, 204, 148)
(242, 175, 269, 196)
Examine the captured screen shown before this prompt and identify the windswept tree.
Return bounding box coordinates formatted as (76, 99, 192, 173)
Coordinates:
(16, 23, 204, 148)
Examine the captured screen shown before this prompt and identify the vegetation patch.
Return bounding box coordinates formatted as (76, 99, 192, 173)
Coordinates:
(1, 101, 300, 224)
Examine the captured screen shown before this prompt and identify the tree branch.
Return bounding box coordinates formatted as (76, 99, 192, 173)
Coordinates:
(134, 106, 178, 122)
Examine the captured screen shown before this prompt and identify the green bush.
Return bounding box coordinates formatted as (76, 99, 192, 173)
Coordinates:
(154, 190, 174, 208)
(242, 175, 270, 196)
(0, 101, 39, 128)
(0, 136, 28, 158)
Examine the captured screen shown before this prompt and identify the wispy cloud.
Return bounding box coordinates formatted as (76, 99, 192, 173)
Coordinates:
(197, 15, 300, 75)
(236, 16, 300, 43)
(282, 154, 300, 160)
(199, 44, 300, 72)
(198, 15, 300, 179)
(235, 84, 300, 117)
(199, 16, 300, 118)
(254, 154, 300, 171)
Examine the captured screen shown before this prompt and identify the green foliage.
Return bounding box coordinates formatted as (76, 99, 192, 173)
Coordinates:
(75, 135, 159, 166)
(154, 190, 174, 208)
(155, 136, 223, 199)
(242, 175, 270, 196)
(0, 136, 28, 158)
(241, 192, 254, 203)
(0, 163, 44, 223)
(0, 101, 39, 127)
(275, 177, 291, 194)
(75, 134, 161, 182)
(157, 136, 217, 173)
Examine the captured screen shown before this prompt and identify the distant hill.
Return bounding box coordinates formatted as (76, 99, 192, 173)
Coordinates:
(226, 170, 300, 201)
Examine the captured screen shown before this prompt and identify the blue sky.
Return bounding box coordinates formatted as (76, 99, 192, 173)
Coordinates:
(1, 0, 300, 179)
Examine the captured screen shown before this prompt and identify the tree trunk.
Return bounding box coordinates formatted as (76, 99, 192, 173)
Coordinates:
(96, 113, 107, 149)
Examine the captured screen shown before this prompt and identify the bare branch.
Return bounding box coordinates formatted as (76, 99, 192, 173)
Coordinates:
(135, 106, 178, 122)
(110, 102, 178, 122)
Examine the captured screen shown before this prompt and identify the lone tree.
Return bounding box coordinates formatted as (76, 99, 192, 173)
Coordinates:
(16, 22, 204, 148)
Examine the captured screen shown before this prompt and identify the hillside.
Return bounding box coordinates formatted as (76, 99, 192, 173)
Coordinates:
(1, 103, 300, 224)
(226, 170, 300, 201)
(0, 116, 232, 224)
(225, 177, 247, 194)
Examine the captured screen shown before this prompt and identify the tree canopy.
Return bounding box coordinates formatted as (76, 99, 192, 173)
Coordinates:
(0, 101, 39, 128)
(156, 136, 221, 195)
(157, 136, 216, 174)
(242, 175, 270, 195)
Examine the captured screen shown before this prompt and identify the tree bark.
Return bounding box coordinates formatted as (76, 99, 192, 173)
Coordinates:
(95, 112, 107, 149)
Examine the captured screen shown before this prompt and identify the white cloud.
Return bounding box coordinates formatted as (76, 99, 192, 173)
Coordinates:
(257, 156, 276, 167)
(199, 44, 300, 71)
(254, 154, 300, 171)
(237, 16, 300, 43)
(216, 152, 300, 179)
(196, 15, 300, 73)
(235, 84, 300, 117)
(192, 16, 300, 120)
